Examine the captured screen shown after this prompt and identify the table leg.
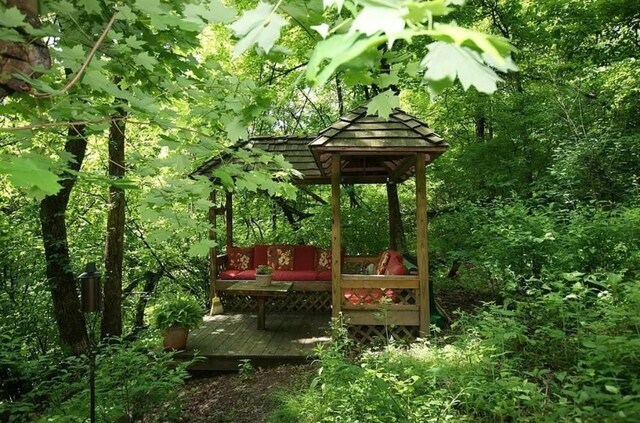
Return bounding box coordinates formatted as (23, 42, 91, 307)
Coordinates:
(256, 297, 266, 330)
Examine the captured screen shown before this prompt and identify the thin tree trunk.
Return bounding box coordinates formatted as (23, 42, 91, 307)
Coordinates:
(131, 271, 161, 336)
(387, 182, 406, 253)
(102, 109, 126, 339)
(39, 124, 88, 355)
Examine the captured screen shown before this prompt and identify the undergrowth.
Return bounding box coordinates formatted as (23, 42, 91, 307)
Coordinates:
(270, 277, 640, 423)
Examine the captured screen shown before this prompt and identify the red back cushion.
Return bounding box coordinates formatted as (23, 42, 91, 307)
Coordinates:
(267, 245, 295, 270)
(253, 244, 269, 266)
(227, 246, 253, 271)
(375, 250, 403, 275)
(316, 248, 332, 271)
(385, 256, 408, 275)
(294, 245, 317, 271)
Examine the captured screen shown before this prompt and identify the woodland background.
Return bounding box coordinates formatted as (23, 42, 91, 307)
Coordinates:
(1, 0, 639, 422)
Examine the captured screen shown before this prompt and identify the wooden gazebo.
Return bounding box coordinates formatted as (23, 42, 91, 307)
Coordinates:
(192, 106, 447, 341)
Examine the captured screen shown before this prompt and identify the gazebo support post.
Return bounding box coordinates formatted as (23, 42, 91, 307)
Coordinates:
(331, 153, 342, 319)
(415, 153, 431, 334)
(387, 181, 405, 253)
(225, 190, 233, 250)
(208, 190, 217, 303)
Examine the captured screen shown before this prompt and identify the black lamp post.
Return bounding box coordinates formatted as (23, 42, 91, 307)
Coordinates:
(78, 262, 102, 423)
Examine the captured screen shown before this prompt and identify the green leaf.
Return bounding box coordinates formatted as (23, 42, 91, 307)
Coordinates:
(0, 7, 26, 27)
(188, 239, 216, 257)
(81, 0, 101, 15)
(605, 385, 620, 394)
(351, 6, 405, 45)
(57, 45, 86, 71)
(406, 1, 451, 22)
(225, 119, 247, 142)
(0, 27, 23, 42)
(421, 41, 502, 96)
(367, 90, 399, 120)
(133, 52, 158, 71)
(184, 1, 235, 26)
(322, 0, 344, 11)
(0, 155, 62, 200)
(428, 23, 514, 61)
(135, 0, 164, 15)
(212, 169, 234, 189)
(229, 2, 288, 56)
(307, 32, 382, 87)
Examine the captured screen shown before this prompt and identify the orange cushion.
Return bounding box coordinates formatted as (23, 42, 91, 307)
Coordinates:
(294, 245, 317, 271)
(227, 246, 253, 270)
(267, 245, 295, 270)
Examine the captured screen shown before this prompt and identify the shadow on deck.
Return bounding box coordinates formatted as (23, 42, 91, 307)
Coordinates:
(177, 312, 331, 371)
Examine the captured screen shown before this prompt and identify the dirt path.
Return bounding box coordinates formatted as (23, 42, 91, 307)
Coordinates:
(177, 364, 314, 423)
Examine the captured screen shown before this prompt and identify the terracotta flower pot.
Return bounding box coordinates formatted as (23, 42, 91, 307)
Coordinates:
(162, 325, 189, 350)
(256, 274, 272, 287)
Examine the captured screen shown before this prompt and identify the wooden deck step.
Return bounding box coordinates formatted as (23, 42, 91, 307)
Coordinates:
(176, 312, 331, 371)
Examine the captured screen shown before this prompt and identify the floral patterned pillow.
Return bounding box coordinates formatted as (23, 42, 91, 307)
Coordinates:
(375, 251, 391, 275)
(227, 247, 253, 271)
(316, 249, 332, 272)
(267, 245, 295, 271)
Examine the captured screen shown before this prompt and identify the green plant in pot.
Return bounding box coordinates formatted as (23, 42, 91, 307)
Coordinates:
(152, 294, 203, 350)
(256, 265, 273, 286)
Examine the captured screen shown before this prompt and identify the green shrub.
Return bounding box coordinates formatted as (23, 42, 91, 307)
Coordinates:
(3, 338, 191, 423)
(151, 294, 203, 331)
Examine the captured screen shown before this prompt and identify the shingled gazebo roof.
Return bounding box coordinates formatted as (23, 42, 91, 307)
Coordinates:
(309, 106, 447, 183)
(191, 106, 448, 185)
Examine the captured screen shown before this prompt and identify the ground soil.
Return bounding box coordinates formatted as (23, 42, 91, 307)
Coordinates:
(177, 364, 315, 423)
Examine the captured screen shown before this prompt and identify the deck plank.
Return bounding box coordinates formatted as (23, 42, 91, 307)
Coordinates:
(179, 312, 331, 370)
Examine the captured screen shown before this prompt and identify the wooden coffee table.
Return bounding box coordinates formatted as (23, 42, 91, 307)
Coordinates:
(225, 281, 293, 330)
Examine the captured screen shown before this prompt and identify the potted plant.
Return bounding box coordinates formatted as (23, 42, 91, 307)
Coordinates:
(255, 265, 273, 287)
(152, 294, 203, 350)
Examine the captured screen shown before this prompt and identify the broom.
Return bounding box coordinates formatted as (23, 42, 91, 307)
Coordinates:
(210, 290, 224, 315)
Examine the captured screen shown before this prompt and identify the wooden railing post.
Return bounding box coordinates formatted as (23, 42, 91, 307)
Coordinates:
(225, 190, 233, 250)
(416, 153, 430, 334)
(208, 190, 217, 302)
(331, 153, 342, 318)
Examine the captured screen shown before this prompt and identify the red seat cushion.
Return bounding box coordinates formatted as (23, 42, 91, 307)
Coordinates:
(227, 246, 253, 270)
(218, 269, 241, 280)
(219, 269, 255, 280)
(294, 245, 317, 271)
(316, 270, 331, 281)
(375, 250, 403, 275)
(253, 245, 269, 266)
(272, 270, 318, 281)
(236, 270, 256, 280)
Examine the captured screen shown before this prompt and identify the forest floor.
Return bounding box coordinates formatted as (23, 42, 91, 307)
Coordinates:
(174, 283, 489, 422)
(177, 363, 314, 423)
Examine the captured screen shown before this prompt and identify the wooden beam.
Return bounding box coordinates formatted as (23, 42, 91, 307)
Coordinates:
(340, 274, 419, 289)
(225, 190, 233, 250)
(415, 153, 430, 334)
(208, 190, 217, 301)
(343, 310, 419, 326)
(331, 153, 342, 319)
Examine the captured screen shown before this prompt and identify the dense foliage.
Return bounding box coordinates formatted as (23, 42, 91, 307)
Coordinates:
(1, 0, 639, 421)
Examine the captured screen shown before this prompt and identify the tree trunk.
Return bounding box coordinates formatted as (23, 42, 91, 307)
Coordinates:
(0, 0, 51, 97)
(102, 109, 126, 339)
(387, 182, 406, 253)
(130, 271, 161, 337)
(39, 124, 88, 355)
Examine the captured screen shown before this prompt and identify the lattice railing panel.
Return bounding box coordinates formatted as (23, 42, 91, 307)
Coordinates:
(347, 324, 419, 344)
(220, 291, 331, 313)
(342, 288, 417, 306)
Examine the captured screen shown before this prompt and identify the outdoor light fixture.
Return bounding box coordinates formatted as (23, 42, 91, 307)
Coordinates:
(77, 262, 102, 423)
(78, 262, 102, 313)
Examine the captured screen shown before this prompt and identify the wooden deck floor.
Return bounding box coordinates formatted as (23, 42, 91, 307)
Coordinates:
(177, 312, 331, 371)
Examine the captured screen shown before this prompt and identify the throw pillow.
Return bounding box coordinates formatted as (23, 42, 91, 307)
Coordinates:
(316, 249, 332, 272)
(267, 245, 295, 271)
(227, 246, 253, 271)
